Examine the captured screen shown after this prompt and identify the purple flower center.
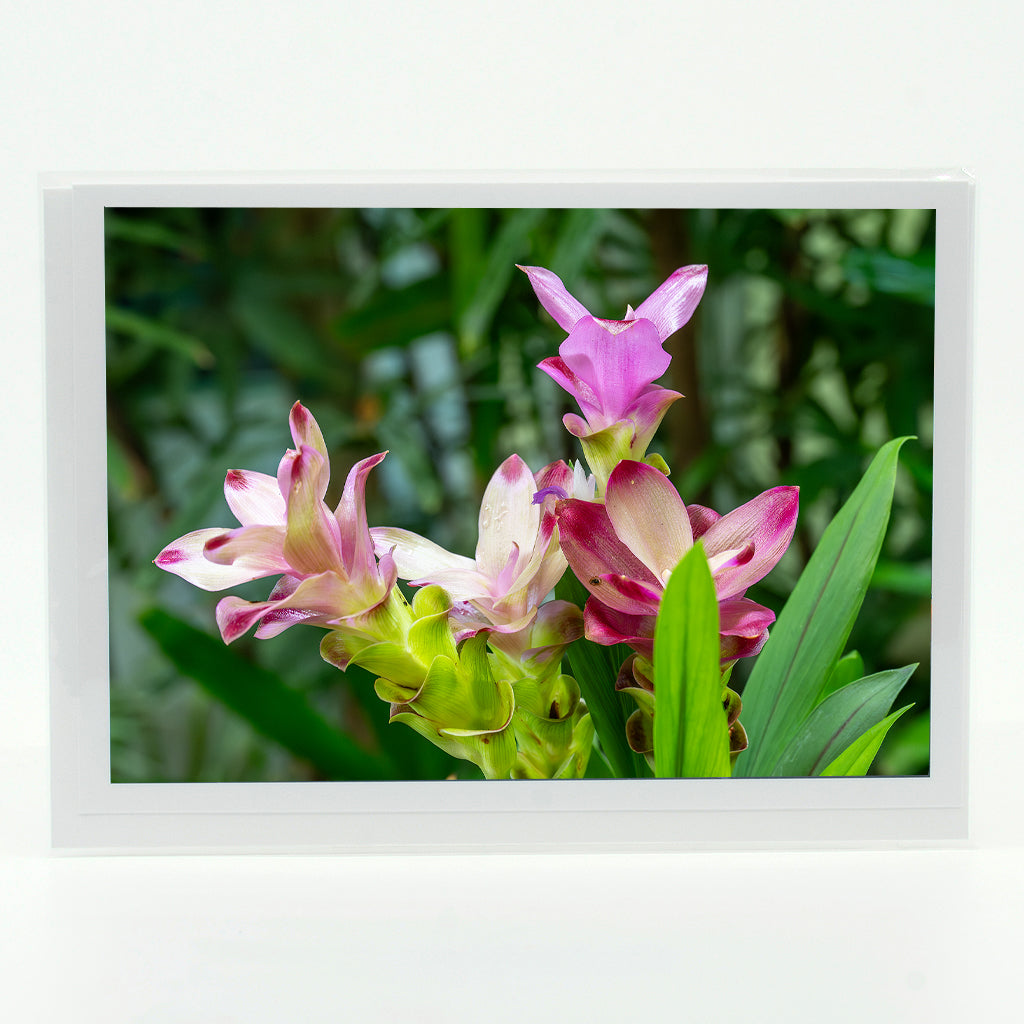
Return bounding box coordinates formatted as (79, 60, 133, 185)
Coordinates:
(532, 485, 568, 505)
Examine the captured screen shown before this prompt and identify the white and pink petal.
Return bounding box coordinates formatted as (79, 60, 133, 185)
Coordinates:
(282, 446, 345, 577)
(335, 451, 387, 581)
(605, 460, 693, 581)
(224, 469, 287, 527)
(474, 454, 541, 580)
(370, 527, 477, 583)
(155, 528, 283, 592)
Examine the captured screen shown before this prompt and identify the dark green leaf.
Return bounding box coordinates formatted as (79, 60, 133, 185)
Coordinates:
(653, 546, 731, 778)
(817, 650, 865, 703)
(333, 277, 452, 352)
(555, 573, 646, 779)
(139, 608, 395, 781)
(736, 437, 912, 776)
(106, 306, 214, 367)
(772, 664, 916, 776)
(842, 248, 935, 305)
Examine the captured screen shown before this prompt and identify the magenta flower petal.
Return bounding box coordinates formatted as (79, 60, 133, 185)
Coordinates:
(537, 355, 604, 422)
(584, 599, 655, 658)
(625, 386, 684, 449)
(701, 485, 799, 599)
(719, 597, 776, 637)
(336, 451, 387, 579)
(534, 459, 574, 500)
(224, 469, 287, 527)
(633, 265, 708, 342)
(518, 264, 591, 332)
(687, 504, 721, 540)
(215, 571, 352, 644)
(604, 460, 693, 581)
(554, 498, 660, 594)
(718, 598, 775, 662)
(558, 318, 670, 423)
(588, 572, 663, 615)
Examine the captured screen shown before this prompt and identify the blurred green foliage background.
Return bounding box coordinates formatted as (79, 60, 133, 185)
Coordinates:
(105, 206, 934, 782)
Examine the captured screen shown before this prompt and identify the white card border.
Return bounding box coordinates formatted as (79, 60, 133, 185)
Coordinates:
(44, 171, 973, 850)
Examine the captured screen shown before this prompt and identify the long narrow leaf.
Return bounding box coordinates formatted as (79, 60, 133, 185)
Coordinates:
(772, 665, 916, 776)
(820, 706, 913, 776)
(817, 650, 865, 703)
(140, 608, 395, 781)
(653, 546, 731, 778)
(736, 437, 911, 777)
(555, 573, 645, 778)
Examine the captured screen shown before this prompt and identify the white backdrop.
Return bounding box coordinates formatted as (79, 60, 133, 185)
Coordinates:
(1, 2, 1021, 1021)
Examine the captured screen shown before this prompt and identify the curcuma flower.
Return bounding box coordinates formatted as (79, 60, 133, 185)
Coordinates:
(553, 460, 798, 664)
(371, 454, 581, 658)
(520, 263, 708, 488)
(154, 402, 398, 645)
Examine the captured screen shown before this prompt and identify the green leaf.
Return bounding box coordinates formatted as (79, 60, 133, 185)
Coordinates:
(772, 664, 916, 776)
(820, 706, 913, 776)
(228, 287, 335, 383)
(870, 560, 933, 597)
(106, 306, 214, 367)
(653, 545, 731, 778)
(140, 608, 394, 781)
(736, 437, 912, 777)
(841, 248, 935, 305)
(333, 277, 452, 353)
(817, 650, 865, 703)
(453, 209, 547, 352)
(555, 573, 646, 779)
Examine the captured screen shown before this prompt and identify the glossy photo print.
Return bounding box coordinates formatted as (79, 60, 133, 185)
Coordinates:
(105, 207, 935, 784)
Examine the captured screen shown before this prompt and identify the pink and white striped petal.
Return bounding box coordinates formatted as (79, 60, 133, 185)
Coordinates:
(288, 401, 331, 499)
(517, 264, 591, 332)
(282, 446, 344, 577)
(224, 469, 287, 527)
(155, 529, 282, 592)
(335, 451, 387, 579)
(605, 460, 693, 582)
(632, 265, 708, 342)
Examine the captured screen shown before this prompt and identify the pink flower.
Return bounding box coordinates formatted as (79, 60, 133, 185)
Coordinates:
(520, 264, 707, 487)
(553, 460, 798, 664)
(371, 454, 581, 655)
(154, 402, 396, 644)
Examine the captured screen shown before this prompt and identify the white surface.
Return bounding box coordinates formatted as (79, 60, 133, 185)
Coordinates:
(2, 1, 1022, 1020)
